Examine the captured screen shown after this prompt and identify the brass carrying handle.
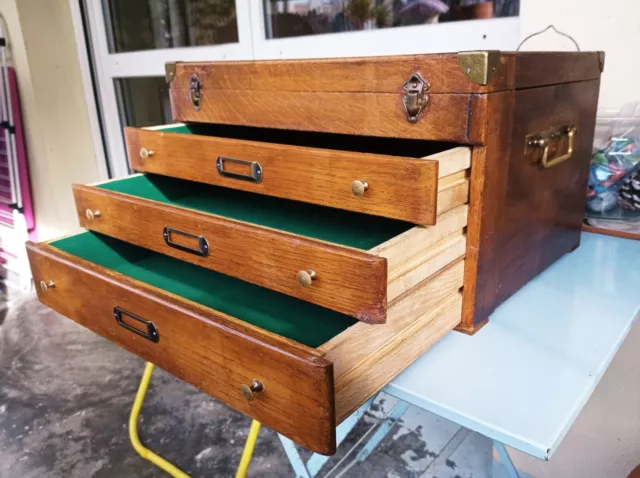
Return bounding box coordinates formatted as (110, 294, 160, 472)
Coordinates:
(528, 126, 577, 169)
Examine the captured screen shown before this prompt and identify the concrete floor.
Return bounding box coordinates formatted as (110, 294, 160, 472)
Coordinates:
(0, 288, 638, 478)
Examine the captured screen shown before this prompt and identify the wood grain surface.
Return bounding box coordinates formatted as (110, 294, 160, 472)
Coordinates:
(171, 52, 602, 94)
(320, 259, 464, 378)
(437, 176, 470, 215)
(458, 90, 513, 334)
(460, 80, 601, 333)
(387, 231, 466, 302)
(513, 52, 602, 90)
(371, 205, 468, 277)
(433, 146, 472, 177)
(72, 185, 388, 323)
(171, 54, 512, 94)
(126, 126, 441, 225)
(170, 88, 473, 143)
(170, 53, 602, 143)
(27, 241, 337, 455)
(333, 292, 462, 422)
(582, 224, 640, 241)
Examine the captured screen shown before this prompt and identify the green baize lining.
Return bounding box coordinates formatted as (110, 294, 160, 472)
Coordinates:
(51, 232, 357, 348)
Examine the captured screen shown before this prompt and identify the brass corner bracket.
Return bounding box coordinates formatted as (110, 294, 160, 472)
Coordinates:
(165, 62, 177, 83)
(598, 51, 606, 73)
(457, 51, 501, 86)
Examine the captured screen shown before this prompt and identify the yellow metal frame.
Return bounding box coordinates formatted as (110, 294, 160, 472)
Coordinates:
(129, 362, 261, 478)
(235, 420, 262, 478)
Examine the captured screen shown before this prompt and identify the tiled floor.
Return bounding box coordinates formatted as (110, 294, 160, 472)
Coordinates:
(0, 289, 638, 477)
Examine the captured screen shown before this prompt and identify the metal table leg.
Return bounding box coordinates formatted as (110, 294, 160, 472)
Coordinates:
(278, 397, 374, 478)
(494, 441, 521, 478)
(278, 395, 411, 477)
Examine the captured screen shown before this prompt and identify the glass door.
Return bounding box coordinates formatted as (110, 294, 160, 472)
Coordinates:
(263, 0, 519, 39)
(252, 1, 520, 59)
(84, 0, 254, 177)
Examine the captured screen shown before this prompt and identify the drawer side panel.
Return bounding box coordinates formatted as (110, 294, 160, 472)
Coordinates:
(462, 79, 601, 332)
(334, 292, 462, 422)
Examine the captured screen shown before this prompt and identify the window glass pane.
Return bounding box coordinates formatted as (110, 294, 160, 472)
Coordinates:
(103, 0, 239, 53)
(114, 77, 172, 128)
(264, 0, 519, 39)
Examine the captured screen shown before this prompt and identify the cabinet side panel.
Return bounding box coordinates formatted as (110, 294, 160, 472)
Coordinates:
(461, 80, 600, 332)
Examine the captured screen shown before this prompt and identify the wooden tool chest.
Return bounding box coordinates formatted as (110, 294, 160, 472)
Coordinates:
(27, 51, 602, 455)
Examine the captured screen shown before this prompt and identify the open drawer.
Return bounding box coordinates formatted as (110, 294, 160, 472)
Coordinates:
(125, 123, 471, 225)
(27, 232, 463, 455)
(73, 172, 468, 323)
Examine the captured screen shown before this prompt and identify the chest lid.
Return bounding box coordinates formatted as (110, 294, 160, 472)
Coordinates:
(167, 51, 603, 142)
(166, 51, 603, 94)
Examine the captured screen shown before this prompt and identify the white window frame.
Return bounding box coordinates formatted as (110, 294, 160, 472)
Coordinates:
(76, 0, 520, 178)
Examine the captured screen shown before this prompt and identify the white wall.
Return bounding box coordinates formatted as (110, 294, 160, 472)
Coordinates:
(520, 0, 640, 112)
(0, 0, 106, 241)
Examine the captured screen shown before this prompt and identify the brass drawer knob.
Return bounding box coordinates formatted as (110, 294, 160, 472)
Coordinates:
(39, 280, 55, 292)
(241, 380, 264, 401)
(351, 180, 369, 197)
(139, 148, 154, 159)
(85, 209, 101, 221)
(297, 269, 317, 287)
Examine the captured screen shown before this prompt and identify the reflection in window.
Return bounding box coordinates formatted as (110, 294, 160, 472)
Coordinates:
(103, 0, 239, 53)
(115, 77, 172, 128)
(264, 0, 519, 39)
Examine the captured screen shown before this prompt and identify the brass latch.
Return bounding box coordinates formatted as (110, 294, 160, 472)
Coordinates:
(402, 73, 429, 124)
(189, 74, 203, 111)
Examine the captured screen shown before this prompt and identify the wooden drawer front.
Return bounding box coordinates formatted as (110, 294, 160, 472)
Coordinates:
(73, 183, 388, 323)
(126, 126, 443, 225)
(27, 242, 336, 455)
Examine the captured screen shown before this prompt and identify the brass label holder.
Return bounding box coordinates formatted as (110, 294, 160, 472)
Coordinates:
(216, 156, 263, 183)
(114, 306, 160, 343)
(525, 124, 578, 169)
(163, 226, 209, 257)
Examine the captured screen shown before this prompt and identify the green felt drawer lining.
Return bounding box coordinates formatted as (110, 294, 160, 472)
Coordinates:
(51, 232, 356, 348)
(98, 174, 412, 250)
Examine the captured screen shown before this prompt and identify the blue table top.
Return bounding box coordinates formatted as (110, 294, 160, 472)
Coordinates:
(384, 232, 640, 460)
